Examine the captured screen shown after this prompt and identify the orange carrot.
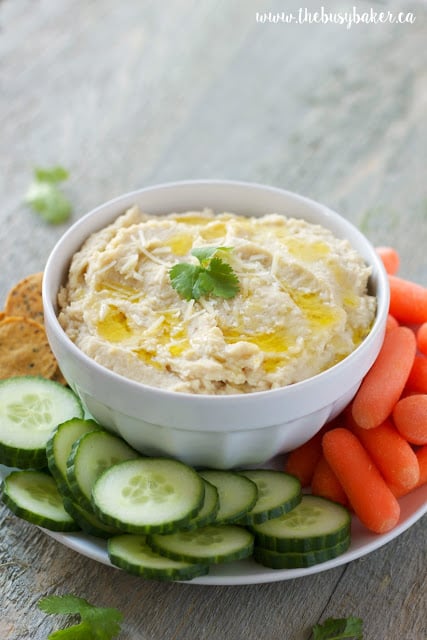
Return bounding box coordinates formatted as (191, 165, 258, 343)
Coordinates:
(416, 323, 427, 356)
(392, 394, 427, 445)
(416, 445, 427, 486)
(311, 455, 348, 506)
(350, 418, 420, 491)
(389, 445, 427, 498)
(375, 246, 400, 275)
(388, 482, 410, 499)
(388, 275, 427, 324)
(406, 355, 427, 394)
(385, 314, 399, 332)
(352, 326, 416, 429)
(322, 428, 400, 534)
(284, 430, 323, 487)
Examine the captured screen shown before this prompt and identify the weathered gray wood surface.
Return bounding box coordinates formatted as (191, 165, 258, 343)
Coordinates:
(0, 1, 426, 638)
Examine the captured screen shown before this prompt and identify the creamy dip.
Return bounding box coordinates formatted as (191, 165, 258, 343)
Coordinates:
(58, 207, 376, 394)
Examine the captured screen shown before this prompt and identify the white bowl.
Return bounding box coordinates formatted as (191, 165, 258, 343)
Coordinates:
(43, 180, 389, 469)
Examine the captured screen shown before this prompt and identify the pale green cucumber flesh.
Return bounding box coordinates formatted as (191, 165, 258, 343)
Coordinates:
(0, 376, 83, 468)
(147, 524, 254, 564)
(46, 418, 101, 488)
(253, 536, 351, 569)
(177, 479, 219, 531)
(198, 470, 258, 524)
(238, 469, 302, 524)
(66, 429, 140, 510)
(62, 497, 121, 538)
(1, 469, 80, 532)
(108, 534, 209, 581)
(251, 495, 352, 552)
(92, 458, 205, 534)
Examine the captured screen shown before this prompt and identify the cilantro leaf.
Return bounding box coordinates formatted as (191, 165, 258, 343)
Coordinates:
(191, 245, 232, 266)
(25, 165, 72, 224)
(205, 256, 239, 299)
(311, 616, 363, 639)
(38, 594, 124, 640)
(169, 263, 203, 301)
(169, 246, 239, 301)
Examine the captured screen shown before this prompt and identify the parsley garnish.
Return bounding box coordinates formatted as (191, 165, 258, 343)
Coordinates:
(25, 165, 72, 224)
(311, 616, 363, 639)
(169, 246, 239, 301)
(38, 594, 124, 639)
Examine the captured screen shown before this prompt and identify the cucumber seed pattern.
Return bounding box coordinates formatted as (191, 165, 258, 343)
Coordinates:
(6, 394, 53, 429)
(121, 473, 175, 505)
(175, 526, 225, 546)
(279, 504, 323, 529)
(94, 456, 123, 478)
(27, 482, 60, 508)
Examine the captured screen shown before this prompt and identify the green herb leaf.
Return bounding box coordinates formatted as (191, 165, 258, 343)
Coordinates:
(38, 595, 124, 640)
(169, 263, 203, 301)
(34, 166, 69, 183)
(25, 165, 72, 224)
(191, 245, 232, 266)
(311, 616, 363, 640)
(205, 256, 239, 298)
(169, 246, 239, 301)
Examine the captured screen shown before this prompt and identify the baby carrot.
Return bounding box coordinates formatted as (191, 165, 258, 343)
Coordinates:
(375, 246, 400, 275)
(311, 454, 348, 506)
(392, 394, 427, 445)
(415, 445, 427, 486)
(352, 326, 416, 429)
(385, 314, 399, 333)
(416, 323, 427, 356)
(388, 275, 427, 324)
(350, 418, 420, 491)
(406, 355, 427, 394)
(322, 428, 400, 534)
(284, 430, 323, 487)
(389, 445, 427, 498)
(385, 313, 399, 331)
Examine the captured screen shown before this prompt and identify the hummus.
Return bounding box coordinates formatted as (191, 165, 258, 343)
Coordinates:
(58, 207, 376, 394)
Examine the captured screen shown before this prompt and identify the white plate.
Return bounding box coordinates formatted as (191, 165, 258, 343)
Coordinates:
(2, 464, 425, 585)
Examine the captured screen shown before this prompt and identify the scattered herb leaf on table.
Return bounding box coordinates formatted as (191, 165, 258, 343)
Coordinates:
(25, 166, 72, 224)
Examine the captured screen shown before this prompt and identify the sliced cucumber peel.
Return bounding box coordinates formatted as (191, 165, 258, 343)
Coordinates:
(251, 495, 351, 553)
(147, 524, 254, 564)
(2, 469, 80, 532)
(0, 376, 83, 468)
(108, 534, 209, 581)
(92, 458, 205, 534)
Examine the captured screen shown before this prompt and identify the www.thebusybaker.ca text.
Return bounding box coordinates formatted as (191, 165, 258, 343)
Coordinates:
(255, 7, 416, 29)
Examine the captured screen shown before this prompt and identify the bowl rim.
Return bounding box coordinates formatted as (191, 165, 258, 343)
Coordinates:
(43, 178, 390, 404)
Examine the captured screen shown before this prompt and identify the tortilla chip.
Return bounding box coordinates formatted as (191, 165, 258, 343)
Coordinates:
(4, 272, 44, 325)
(0, 316, 57, 379)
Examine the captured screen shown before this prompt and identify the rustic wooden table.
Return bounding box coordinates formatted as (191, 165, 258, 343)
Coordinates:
(1, 1, 426, 638)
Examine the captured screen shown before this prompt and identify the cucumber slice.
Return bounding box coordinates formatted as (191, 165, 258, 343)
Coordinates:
(1, 469, 80, 532)
(250, 495, 351, 553)
(0, 376, 83, 468)
(178, 479, 219, 531)
(198, 470, 258, 524)
(254, 537, 351, 569)
(108, 534, 209, 581)
(92, 458, 205, 534)
(62, 497, 122, 539)
(237, 469, 302, 524)
(46, 418, 101, 497)
(147, 524, 254, 564)
(66, 429, 140, 510)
